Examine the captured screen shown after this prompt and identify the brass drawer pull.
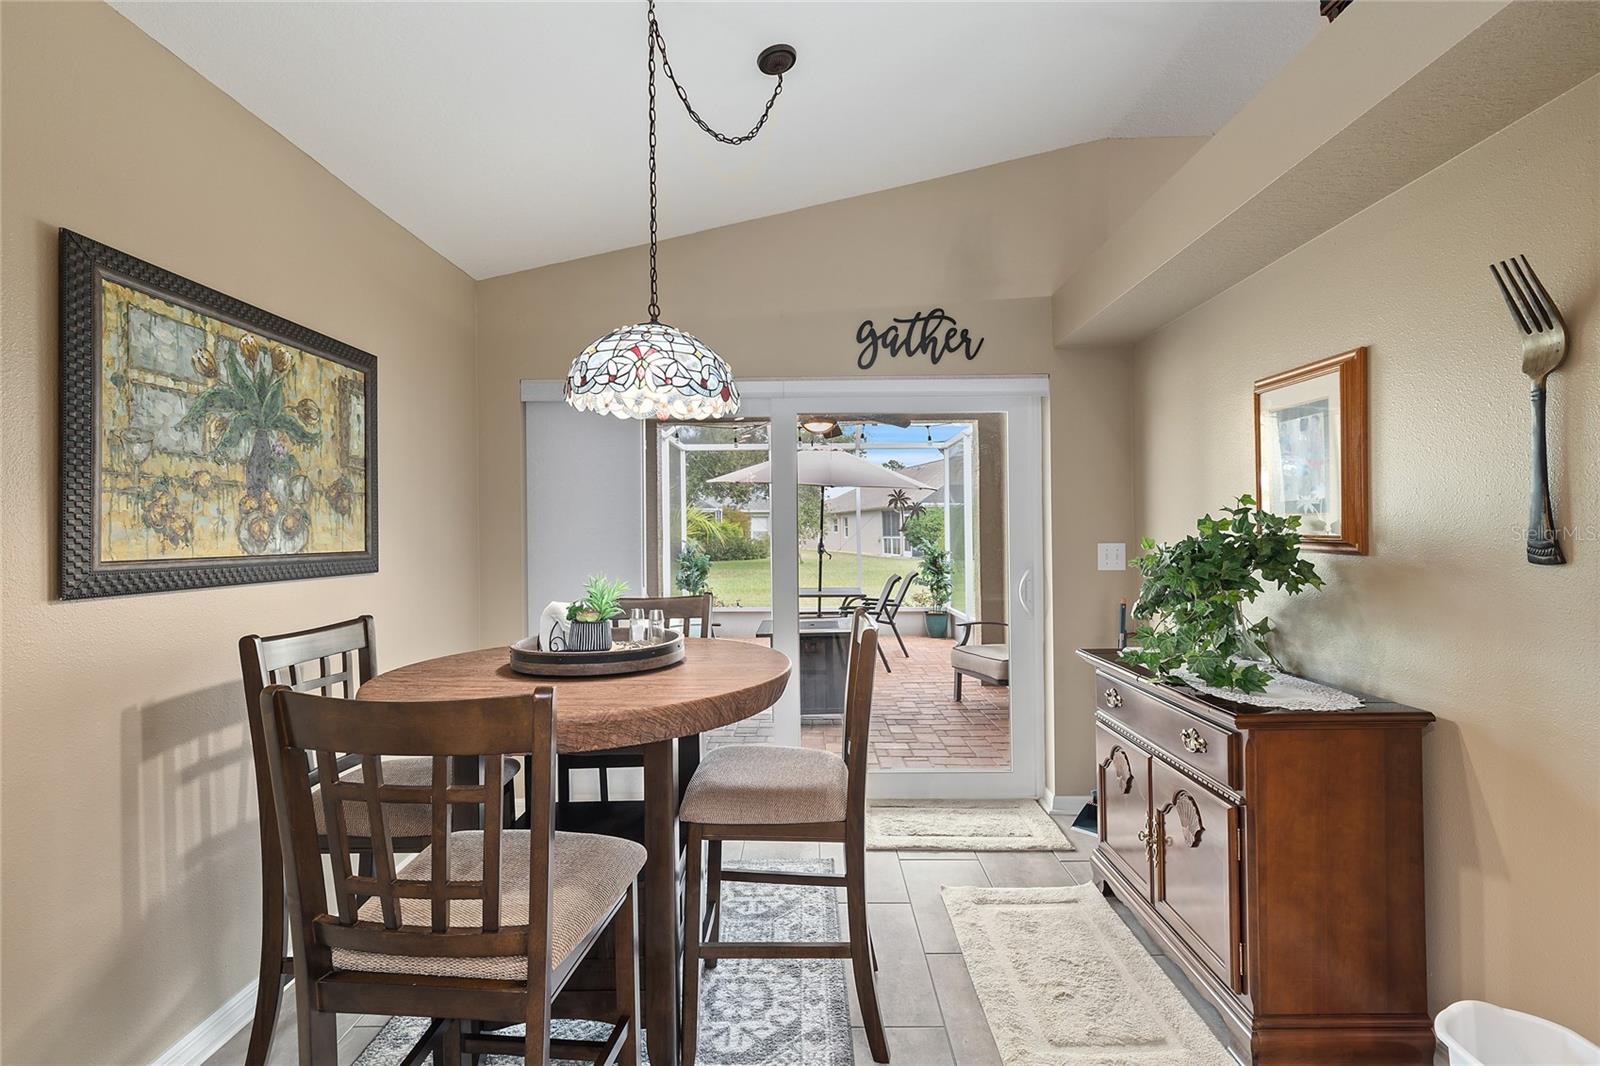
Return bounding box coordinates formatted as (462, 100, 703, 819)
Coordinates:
(1180, 727, 1208, 754)
(1104, 687, 1123, 708)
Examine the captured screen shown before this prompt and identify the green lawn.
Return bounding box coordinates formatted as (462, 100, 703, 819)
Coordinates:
(701, 555, 914, 608)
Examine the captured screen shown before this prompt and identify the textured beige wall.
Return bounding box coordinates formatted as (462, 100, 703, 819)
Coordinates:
(0, 4, 483, 1062)
(474, 136, 1199, 798)
(1132, 76, 1599, 1035)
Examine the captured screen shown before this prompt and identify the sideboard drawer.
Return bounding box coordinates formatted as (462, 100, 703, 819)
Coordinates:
(1096, 673, 1237, 788)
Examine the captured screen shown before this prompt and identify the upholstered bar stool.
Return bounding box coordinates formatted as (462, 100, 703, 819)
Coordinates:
(677, 610, 890, 1065)
(239, 616, 520, 1066)
(258, 684, 643, 1065)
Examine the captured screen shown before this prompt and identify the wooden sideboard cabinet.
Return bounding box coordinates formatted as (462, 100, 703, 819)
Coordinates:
(1076, 648, 1436, 1065)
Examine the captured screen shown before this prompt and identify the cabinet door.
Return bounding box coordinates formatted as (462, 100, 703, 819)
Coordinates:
(1151, 759, 1242, 991)
(1096, 724, 1153, 899)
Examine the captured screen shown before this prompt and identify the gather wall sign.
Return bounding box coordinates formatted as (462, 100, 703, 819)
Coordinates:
(856, 308, 985, 371)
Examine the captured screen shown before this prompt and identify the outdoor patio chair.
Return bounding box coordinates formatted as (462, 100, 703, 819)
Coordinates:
(837, 573, 898, 616)
(871, 571, 915, 669)
(951, 619, 1009, 700)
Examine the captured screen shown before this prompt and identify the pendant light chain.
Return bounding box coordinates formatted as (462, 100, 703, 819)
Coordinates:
(647, 0, 660, 322)
(645, 0, 784, 324)
(654, 17, 785, 146)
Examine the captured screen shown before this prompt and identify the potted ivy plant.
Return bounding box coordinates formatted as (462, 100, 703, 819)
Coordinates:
(1121, 495, 1322, 694)
(920, 550, 954, 639)
(565, 574, 628, 651)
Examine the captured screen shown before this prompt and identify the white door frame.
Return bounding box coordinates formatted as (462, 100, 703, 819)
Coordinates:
(731, 377, 1047, 801)
(520, 375, 1049, 800)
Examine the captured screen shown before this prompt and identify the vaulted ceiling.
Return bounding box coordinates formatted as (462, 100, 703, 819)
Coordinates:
(115, 2, 1320, 279)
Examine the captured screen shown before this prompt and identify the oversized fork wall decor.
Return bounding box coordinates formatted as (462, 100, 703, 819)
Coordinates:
(1490, 254, 1569, 566)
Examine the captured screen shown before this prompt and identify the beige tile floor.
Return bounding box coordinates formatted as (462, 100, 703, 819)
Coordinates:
(203, 813, 1256, 1066)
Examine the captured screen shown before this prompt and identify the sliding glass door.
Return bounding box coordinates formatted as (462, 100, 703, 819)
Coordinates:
(761, 384, 1045, 799)
(637, 380, 1046, 799)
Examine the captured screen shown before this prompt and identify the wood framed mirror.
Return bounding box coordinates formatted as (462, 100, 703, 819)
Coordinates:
(1253, 347, 1368, 555)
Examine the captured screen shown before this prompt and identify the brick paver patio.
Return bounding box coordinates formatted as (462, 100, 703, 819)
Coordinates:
(708, 631, 1010, 769)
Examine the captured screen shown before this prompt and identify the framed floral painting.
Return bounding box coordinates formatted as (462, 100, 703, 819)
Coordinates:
(1253, 347, 1368, 555)
(58, 229, 378, 599)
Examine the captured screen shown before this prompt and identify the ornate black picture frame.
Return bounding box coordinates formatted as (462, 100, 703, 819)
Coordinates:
(58, 229, 379, 599)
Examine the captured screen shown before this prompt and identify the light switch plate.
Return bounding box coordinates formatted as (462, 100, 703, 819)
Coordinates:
(1097, 543, 1126, 571)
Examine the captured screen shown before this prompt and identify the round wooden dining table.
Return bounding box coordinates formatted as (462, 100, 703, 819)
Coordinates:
(358, 637, 791, 1066)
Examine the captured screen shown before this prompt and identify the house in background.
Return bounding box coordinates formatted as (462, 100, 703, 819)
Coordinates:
(822, 459, 940, 557)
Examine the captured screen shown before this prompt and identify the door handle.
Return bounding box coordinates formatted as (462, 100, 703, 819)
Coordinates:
(1017, 568, 1034, 616)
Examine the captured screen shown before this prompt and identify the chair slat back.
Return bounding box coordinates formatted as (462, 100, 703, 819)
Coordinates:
(240, 617, 377, 790)
(868, 575, 900, 614)
(841, 610, 880, 808)
(619, 594, 714, 638)
(259, 687, 557, 980)
(880, 573, 915, 622)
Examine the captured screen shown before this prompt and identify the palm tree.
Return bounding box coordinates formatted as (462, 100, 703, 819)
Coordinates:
(178, 336, 320, 499)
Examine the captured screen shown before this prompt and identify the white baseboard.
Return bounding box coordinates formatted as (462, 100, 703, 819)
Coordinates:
(1041, 790, 1090, 816)
(151, 981, 257, 1066)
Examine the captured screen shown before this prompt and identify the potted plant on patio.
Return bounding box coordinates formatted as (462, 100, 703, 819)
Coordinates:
(920, 550, 954, 639)
(676, 540, 714, 601)
(565, 574, 628, 651)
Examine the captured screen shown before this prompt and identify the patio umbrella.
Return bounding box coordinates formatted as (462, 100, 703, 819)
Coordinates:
(710, 449, 933, 593)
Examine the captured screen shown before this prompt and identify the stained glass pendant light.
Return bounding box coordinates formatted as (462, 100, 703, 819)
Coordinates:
(566, 0, 795, 420)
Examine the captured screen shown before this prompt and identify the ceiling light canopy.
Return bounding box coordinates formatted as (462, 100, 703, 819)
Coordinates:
(565, 0, 793, 421)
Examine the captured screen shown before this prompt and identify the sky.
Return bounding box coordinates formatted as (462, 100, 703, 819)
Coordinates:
(852, 420, 966, 468)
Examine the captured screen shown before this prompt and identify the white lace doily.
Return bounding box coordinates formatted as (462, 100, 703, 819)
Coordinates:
(1177, 666, 1364, 711)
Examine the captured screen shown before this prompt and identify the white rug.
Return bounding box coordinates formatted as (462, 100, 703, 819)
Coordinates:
(866, 800, 1071, 852)
(943, 885, 1234, 1066)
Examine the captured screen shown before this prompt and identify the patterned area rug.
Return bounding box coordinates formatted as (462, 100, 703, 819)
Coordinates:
(943, 885, 1234, 1065)
(354, 860, 852, 1066)
(867, 799, 1071, 851)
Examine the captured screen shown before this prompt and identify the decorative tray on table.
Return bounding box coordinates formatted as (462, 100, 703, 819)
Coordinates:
(507, 629, 685, 677)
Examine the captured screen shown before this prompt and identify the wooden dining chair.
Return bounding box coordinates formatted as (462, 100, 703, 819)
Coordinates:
(677, 610, 890, 1065)
(239, 617, 520, 1066)
(258, 683, 644, 1065)
(556, 594, 713, 808)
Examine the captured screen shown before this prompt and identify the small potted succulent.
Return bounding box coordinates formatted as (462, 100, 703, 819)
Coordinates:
(566, 574, 629, 651)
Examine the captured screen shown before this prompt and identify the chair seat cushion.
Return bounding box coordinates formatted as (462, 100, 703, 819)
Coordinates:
(679, 744, 848, 826)
(951, 643, 1009, 682)
(313, 756, 519, 840)
(331, 829, 645, 980)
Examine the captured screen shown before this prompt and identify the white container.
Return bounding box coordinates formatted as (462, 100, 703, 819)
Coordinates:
(1436, 1000, 1600, 1066)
